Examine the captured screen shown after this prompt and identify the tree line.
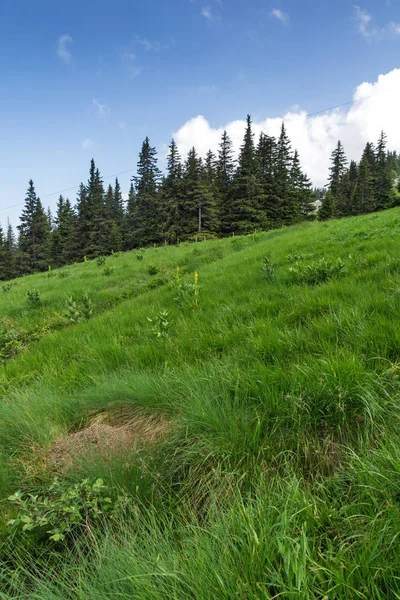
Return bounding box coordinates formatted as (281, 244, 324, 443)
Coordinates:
(1, 116, 399, 280)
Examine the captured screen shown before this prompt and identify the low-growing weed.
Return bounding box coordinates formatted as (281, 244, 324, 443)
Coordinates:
(147, 310, 173, 339)
(2, 282, 16, 293)
(7, 477, 132, 544)
(262, 255, 275, 280)
(103, 267, 115, 276)
(289, 257, 346, 285)
(26, 289, 41, 307)
(96, 256, 106, 267)
(147, 264, 158, 276)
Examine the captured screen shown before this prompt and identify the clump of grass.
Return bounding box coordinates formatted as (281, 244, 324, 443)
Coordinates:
(26, 289, 41, 307)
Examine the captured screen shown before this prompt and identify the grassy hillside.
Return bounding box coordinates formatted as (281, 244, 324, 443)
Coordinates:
(1, 209, 400, 598)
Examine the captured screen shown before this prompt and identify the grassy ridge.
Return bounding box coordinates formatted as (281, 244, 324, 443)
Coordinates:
(1, 209, 400, 598)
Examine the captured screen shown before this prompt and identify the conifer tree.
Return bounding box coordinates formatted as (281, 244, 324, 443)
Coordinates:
(342, 160, 358, 215)
(328, 141, 348, 215)
(75, 183, 90, 259)
(51, 196, 77, 266)
(217, 130, 235, 234)
(4, 222, 17, 280)
(158, 139, 184, 243)
(256, 133, 279, 226)
(374, 131, 393, 210)
(274, 123, 294, 224)
(230, 115, 265, 233)
(131, 137, 161, 247)
(17, 180, 50, 272)
(289, 150, 314, 220)
(351, 147, 376, 214)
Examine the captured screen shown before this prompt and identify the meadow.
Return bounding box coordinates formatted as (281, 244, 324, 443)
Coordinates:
(1, 209, 400, 598)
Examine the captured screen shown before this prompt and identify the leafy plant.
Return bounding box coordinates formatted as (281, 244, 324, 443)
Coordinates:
(58, 269, 70, 279)
(103, 267, 115, 276)
(96, 256, 106, 267)
(262, 255, 275, 280)
(2, 282, 16, 293)
(136, 253, 144, 261)
(7, 477, 132, 543)
(289, 257, 346, 285)
(147, 310, 173, 339)
(65, 294, 93, 323)
(26, 289, 41, 307)
(174, 272, 200, 309)
(147, 264, 158, 276)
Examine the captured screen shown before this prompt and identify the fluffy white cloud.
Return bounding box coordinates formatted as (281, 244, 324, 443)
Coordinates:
(271, 9, 289, 25)
(57, 34, 73, 63)
(172, 68, 400, 188)
(354, 5, 400, 39)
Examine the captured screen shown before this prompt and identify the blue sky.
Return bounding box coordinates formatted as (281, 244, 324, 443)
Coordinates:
(1, 0, 400, 227)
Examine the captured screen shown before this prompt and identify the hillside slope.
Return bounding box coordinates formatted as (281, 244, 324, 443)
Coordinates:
(1, 209, 400, 599)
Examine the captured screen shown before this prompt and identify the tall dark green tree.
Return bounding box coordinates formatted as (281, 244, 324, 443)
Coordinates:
(217, 130, 235, 234)
(351, 146, 376, 214)
(158, 139, 184, 243)
(327, 141, 348, 216)
(256, 133, 279, 226)
(274, 123, 294, 224)
(51, 196, 78, 266)
(374, 131, 393, 210)
(17, 180, 50, 272)
(130, 137, 161, 247)
(342, 160, 358, 215)
(229, 115, 265, 233)
(289, 150, 314, 221)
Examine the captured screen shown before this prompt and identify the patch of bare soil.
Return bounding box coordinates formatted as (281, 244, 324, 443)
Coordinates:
(49, 409, 170, 472)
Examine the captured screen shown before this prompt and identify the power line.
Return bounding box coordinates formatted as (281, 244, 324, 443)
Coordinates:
(0, 87, 397, 215)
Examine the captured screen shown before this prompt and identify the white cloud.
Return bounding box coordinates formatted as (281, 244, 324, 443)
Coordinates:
(354, 5, 400, 39)
(121, 50, 136, 61)
(202, 5, 212, 19)
(271, 9, 289, 25)
(172, 68, 400, 188)
(92, 98, 109, 118)
(354, 5, 374, 37)
(81, 138, 93, 149)
(57, 34, 73, 63)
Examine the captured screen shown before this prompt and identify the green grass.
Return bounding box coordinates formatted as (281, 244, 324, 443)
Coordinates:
(1, 210, 400, 598)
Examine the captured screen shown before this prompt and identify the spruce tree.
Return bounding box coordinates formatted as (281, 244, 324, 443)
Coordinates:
(328, 141, 348, 216)
(131, 137, 161, 247)
(51, 196, 78, 266)
(256, 133, 279, 227)
(342, 160, 358, 215)
(75, 183, 90, 259)
(217, 130, 235, 234)
(274, 123, 294, 225)
(289, 150, 314, 221)
(17, 180, 50, 272)
(229, 115, 265, 234)
(124, 182, 136, 250)
(374, 131, 393, 210)
(4, 222, 16, 280)
(351, 148, 376, 214)
(158, 139, 184, 244)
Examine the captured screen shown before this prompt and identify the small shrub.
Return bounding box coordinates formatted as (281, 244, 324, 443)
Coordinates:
(147, 264, 158, 276)
(174, 272, 200, 309)
(147, 276, 167, 289)
(103, 267, 115, 276)
(262, 255, 275, 280)
(289, 258, 346, 286)
(96, 256, 106, 267)
(286, 252, 304, 263)
(136, 253, 144, 261)
(65, 294, 93, 323)
(58, 269, 70, 279)
(2, 282, 16, 293)
(26, 289, 41, 307)
(81, 294, 93, 321)
(66, 297, 81, 324)
(111, 250, 121, 258)
(147, 310, 173, 339)
(7, 477, 132, 544)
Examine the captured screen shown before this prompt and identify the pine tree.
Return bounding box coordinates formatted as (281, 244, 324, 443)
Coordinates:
(256, 133, 279, 227)
(318, 190, 337, 220)
(3, 222, 17, 280)
(289, 150, 314, 221)
(51, 196, 78, 266)
(374, 131, 393, 210)
(131, 137, 161, 247)
(75, 183, 90, 259)
(229, 115, 265, 234)
(87, 167, 107, 256)
(104, 184, 122, 252)
(180, 148, 205, 237)
(217, 130, 235, 234)
(124, 182, 136, 250)
(274, 123, 294, 224)
(351, 147, 376, 214)
(0, 225, 7, 280)
(17, 180, 50, 272)
(328, 141, 348, 216)
(158, 139, 184, 244)
(342, 160, 358, 215)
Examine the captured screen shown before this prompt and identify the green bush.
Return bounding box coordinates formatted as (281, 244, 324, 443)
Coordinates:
(26, 289, 41, 307)
(289, 257, 346, 285)
(7, 477, 132, 543)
